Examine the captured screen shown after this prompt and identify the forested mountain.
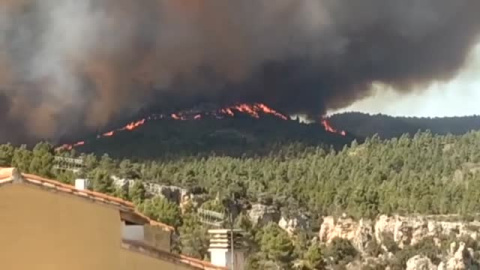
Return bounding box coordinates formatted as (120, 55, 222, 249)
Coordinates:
(62, 117, 354, 160)
(73, 131, 480, 218)
(329, 112, 480, 139)
(59, 111, 480, 161)
(2, 130, 480, 269)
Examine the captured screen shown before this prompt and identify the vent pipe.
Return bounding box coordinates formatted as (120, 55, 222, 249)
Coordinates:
(208, 229, 245, 270)
(75, 179, 88, 190)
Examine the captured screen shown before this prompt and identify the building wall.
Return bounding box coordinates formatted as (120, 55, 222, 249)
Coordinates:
(0, 184, 122, 270)
(121, 249, 194, 270)
(144, 224, 171, 252)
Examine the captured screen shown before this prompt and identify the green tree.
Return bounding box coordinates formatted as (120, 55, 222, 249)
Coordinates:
(99, 154, 115, 172)
(201, 199, 226, 213)
(140, 197, 183, 228)
(0, 143, 15, 166)
(83, 153, 98, 170)
(118, 159, 139, 179)
(129, 181, 147, 204)
(54, 170, 75, 185)
(11, 145, 33, 172)
(115, 182, 130, 200)
(92, 170, 114, 195)
(179, 214, 209, 259)
(323, 238, 358, 266)
(259, 223, 294, 269)
(29, 142, 54, 177)
(303, 244, 326, 270)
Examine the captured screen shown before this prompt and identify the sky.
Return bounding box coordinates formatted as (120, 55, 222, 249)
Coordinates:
(331, 43, 480, 117)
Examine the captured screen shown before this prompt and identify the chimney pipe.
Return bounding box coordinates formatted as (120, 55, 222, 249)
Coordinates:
(208, 229, 245, 270)
(75, 179, 88, 190)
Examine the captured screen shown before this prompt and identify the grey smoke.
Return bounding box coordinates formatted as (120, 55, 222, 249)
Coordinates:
(0, 0, 480, 143)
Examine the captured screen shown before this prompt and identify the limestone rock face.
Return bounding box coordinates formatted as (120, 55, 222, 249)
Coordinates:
(145, 184, 188, 203)
(438, 242, 479, 270)
(406, 255, 437, 270)
(178, 194, 209, 214)
(112, 177, 196, 205)
(248, 204, 280, 226)
(278, 214, 309, 235)
(319, 214, 480, 266)
(346, 256, 386, 270)
(374, 215, 479, 249)
(319, 215, 374, 254)
(112, 176, 134, 190)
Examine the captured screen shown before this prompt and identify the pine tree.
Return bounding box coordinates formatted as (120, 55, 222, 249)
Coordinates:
(140, 197, 183, 228)
(0, 143, 15, 166)
(119, 159, 138, 179)
(92, 170, 114, 195)
(11, 145, 33, 172)
(29, 142, 54, 177)
(259, 223, 294, 268)
(129, 181, 147, 204)
(99, 154, 115, 172)
(115, 182, 130, 200)
(303, 244, 326, 270)
(179, 214, 209, 259)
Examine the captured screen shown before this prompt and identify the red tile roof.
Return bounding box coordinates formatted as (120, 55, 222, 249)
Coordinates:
(122, 239, 227, 270)
(0, 167, 174, 231)
(133, 209, 175, 232)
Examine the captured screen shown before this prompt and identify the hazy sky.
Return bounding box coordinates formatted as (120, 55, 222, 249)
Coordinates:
(332, 43, 480, 117)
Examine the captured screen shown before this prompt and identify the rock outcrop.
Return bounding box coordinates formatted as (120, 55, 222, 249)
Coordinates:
(375, 215, 479, 249)
(144, 184, 187, 204)
(319, 215, 374, 254)
(278, 214, 309, 235)
(112, 176, 195, 204)
(406, 255, 437, 270)
(318, 215, 480, 270)
(248, 204, 280, 226)
(438, 242, 479, 270)
(346, 256, 387, 270)
(318, 214, 479, 251)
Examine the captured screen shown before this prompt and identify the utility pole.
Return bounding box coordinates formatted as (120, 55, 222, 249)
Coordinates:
(208, 197, 245, 270)
(221, 193, 241, 270)
(230, 210, 235, 270)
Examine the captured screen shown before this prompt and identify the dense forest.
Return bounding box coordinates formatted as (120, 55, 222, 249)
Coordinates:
(2, 130, 480, 269)
(329, 112, 480, 139)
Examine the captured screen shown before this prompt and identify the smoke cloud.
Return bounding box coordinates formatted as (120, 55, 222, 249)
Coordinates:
(1, 0, 480, 142)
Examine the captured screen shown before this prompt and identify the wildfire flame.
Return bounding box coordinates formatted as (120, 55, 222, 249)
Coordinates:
(124, 119, 146, 131)
(56, 103, 345, 151)
(171, 113, 183, 120)
(103, 131, 114, 137)
(321, 119, 347, 136)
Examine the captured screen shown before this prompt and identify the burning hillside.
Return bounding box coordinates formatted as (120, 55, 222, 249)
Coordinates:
(1, 1, 480, 144)
(56, 103, 346, 151)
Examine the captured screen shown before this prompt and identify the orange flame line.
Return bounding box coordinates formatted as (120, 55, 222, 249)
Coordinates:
(103, 131, 114, 137)
(321, 119, 346, 136)
(57, 103, 329, 151)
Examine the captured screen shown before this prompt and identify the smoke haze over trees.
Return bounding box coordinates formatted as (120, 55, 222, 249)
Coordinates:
(1, 0, 480, 142)
(329, 112, 480, 139)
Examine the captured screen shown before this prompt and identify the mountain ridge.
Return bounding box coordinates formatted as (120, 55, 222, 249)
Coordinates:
(329, 112, 480, 139)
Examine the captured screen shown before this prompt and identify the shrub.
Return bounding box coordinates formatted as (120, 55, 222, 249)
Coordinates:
(323, 238, 358, 266)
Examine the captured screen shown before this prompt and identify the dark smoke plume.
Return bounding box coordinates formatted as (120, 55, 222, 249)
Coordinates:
(1, 0, 480, 143)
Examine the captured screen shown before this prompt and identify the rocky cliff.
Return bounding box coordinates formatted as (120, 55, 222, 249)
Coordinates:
(319, 214, 480, 269)
(319, 215, 479, 252)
